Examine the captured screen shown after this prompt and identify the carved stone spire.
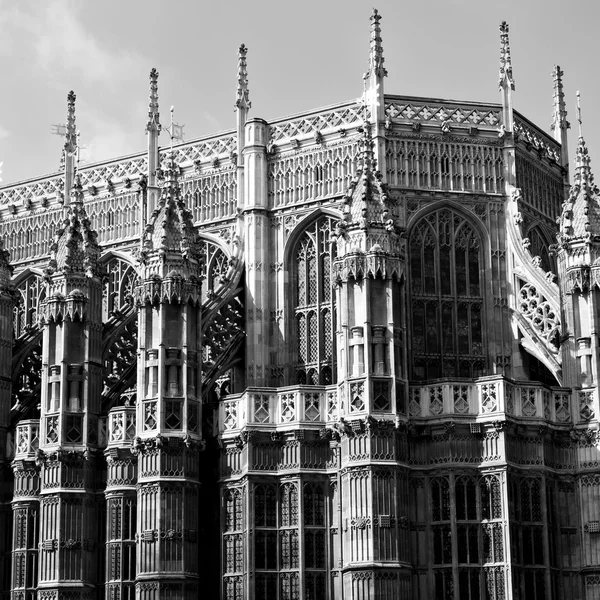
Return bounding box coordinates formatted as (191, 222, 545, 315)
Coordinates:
(334, 122, 400, 259)
(146, 68, 161, 133)
(147, 68, 161, 190)
(498, 21, 514, 91)
(367, 8, 387, 80)
(364, 8, 387, 178)
(47, 174, 101, 276)
(235, 44, 251, 111)
(551, 66, 569, 134)
(141, 159, 202, 279)
(63, 91, 77, 203)
(64, 91, 77, 154)
(551, 65, 570, 170)
(557, 94, 600, 244)
(498, 21, 515, 136)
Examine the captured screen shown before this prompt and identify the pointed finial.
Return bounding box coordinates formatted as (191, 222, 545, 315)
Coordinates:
(147, 68, 161, 133)
(573, 91, 595, 192)
(498, 21, 515, 91)
(551, 65, 570, 132)
(577, 90, 583, 138)
(367, 8, 387, 79)
(65, 91, 77, 154)
(235, 44, 251, 111)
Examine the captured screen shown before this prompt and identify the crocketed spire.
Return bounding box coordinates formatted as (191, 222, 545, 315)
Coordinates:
(142, 160, 202, 272)
(498, 21, 515, 91)
(146, 68, 161, 133)
(338, 123, 396, 232)
(367, 8, 387, 80)
(557, 94, 600, 243)
(64, 91, 77, 155)
(235, 44, 251, 111)
(551, 65, 569, 134)
(47, 175, 101, 276)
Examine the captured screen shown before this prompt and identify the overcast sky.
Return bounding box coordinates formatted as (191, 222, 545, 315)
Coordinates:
(0, 0, 597, 186)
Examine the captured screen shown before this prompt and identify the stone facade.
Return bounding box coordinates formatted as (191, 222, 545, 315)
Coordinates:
(0, 10, 598, 600)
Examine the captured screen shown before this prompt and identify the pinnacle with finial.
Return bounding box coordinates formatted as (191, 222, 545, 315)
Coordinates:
(147, 68, 161, 133)
(235, 44, 251, 111)
(368, 8, 387, 79)
(64, 91, 77, 154)
(574, 92, 594, 189)
(551, 65, 569, 132)
(557, 90, 600, 243)
(498, 21, 515, 91)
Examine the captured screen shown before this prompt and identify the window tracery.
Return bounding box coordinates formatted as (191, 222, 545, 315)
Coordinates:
(429, 474, 506, 600)
(293, 217, 336, 385)
(13, 274, 45, 338)
(251, 481, 327, 600)
(103, 258, 136, 320)
(409, 209, 485, 380)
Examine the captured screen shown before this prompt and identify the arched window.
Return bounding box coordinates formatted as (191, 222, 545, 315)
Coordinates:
(409, 209, 485, 380)
(527, 225, 554, 273)
(13, 273, 45, 338)
(103, 258, 136, 320)
(293, 216, 336, 385)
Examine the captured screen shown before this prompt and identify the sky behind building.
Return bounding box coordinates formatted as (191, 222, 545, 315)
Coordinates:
(0, 0, 597, 186)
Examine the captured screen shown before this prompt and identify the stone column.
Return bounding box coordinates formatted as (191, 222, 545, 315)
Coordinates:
(243, 118, 270, 386)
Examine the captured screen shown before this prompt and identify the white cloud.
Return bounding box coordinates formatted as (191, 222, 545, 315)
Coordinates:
(0, 126, 9, 140)
(0, 0, 144, 87)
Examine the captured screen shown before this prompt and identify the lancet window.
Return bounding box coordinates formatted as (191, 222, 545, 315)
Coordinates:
(223, 488, 245, 600)
(106, 496, 136, 599)
(509, 476, 548, 599)
(103, 258, 136, 320)
(293, 217, 336, 385)
(409, 209, 484, 380)
(526, 226, 554, 274)
(13, 274, 45, 338)
(200, 239, 229, 302)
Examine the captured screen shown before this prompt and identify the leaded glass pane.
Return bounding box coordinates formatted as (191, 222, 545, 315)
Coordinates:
(293, 217, 336, 384)
(409, 209, 484, 379)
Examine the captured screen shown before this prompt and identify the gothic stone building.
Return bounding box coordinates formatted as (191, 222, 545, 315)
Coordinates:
(0, 11, 598, 600)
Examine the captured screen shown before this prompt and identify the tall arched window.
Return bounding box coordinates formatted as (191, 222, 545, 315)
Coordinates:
(293, 216, 336, 385)
(409, 209, 484, 380)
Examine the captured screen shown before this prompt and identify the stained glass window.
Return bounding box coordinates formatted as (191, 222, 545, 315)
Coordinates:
(294, 217, 337, 385)
(410, 209, 484, 380)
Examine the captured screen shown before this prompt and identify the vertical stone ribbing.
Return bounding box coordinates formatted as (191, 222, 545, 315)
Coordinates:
(36, 175, 103, 600)
(11, 422, 40, 600)
(134, 162, 203, 600)
(332, 129, 409, 598)
(0, 243, 14, 600)
(243, 118, 270, 386)
(105, 403, 138, 600)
